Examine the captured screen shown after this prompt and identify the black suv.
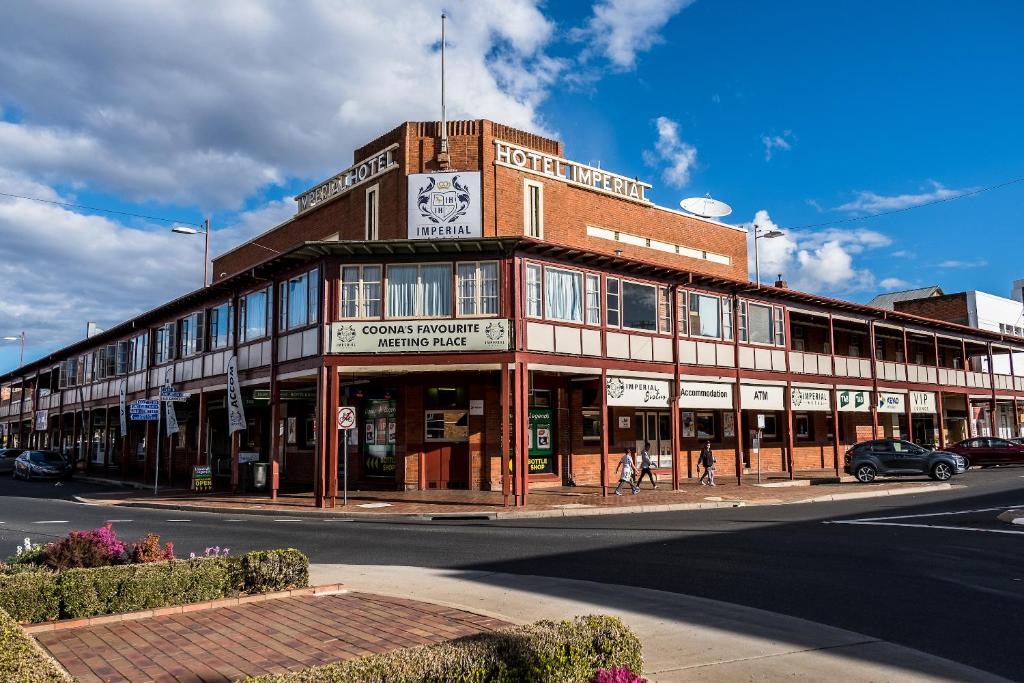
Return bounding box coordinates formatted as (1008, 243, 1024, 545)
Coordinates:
(844, 439, 965, 483)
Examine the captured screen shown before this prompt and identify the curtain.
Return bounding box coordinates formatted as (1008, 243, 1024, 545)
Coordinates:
(288, 275, 308, 328)
(387, 265, 417, 317)
(480, 262, 498, 315)
(545, 268, 582, 322)
(420, 264, 452, 316)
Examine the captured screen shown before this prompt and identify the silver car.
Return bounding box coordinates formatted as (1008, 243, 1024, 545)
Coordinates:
(0, 448, 25, 474)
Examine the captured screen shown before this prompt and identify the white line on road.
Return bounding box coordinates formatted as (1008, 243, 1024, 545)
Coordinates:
(32, 520, 69, 524)
(105, 519, 133, 523)
(832, 520, 1024, 536)
(165, 519, 191, 522)
(273, 518, 303, 522)
(830, 505, 1024, 523)
(224, 519, 245, 522)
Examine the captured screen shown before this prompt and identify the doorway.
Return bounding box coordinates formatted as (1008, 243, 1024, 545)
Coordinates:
(635, 411, 671, 468)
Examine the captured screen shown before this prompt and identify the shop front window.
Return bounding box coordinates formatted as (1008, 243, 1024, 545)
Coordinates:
(425, 387, 467, 442)
(582, 410, 601, 441)
(696, 412, 715, 440)
(363, 399, 396, 478)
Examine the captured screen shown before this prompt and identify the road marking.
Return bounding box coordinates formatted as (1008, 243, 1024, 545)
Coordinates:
(837, 505, 1024, 523)
(273, 518, 303, 522)
(166, 519, 191, 522)
(832, 520, 1024, 536)
(105, 519, 133, 523)
(827, 504, 1024, 536)
(224, 519, 245, 522)
(32, 520, 69, 524)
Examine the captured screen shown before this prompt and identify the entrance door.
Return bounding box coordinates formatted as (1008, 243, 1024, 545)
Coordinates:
(424, 443, 469, 489)
(635, 411, 672, 468)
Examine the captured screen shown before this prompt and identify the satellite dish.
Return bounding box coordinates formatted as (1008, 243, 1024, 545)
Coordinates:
(679, 195, 732, 219)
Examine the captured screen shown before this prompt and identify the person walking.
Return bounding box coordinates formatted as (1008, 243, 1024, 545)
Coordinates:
(698, 440, 716, 486)
(637, 441, 658, 489)
(614, 447, 640, 495)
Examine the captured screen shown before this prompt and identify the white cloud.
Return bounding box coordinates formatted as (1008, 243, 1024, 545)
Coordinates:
(0, 0, 559, 210)
(571, 0, 694, 69)
(836, 181, 973, 213)
(644, 116, 698, 188)
(879, 277, 911, 289)
(938, 258, 987, 269)
(744, 209, 887, 293)
(761, 131, 793, 161)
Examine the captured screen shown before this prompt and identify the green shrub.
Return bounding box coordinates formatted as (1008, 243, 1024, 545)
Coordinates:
(0, 608, 71, 682)
(240, 615, 642, 683)
(240, 549, 309, 593)
(58, 556, 242, 619)
(0, 570, 59, 623)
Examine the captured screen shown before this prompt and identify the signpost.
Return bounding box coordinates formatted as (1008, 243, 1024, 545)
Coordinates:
(755, 414, 766, 483)
(129, 399, 162, 493)
(337, 407, 356, 506)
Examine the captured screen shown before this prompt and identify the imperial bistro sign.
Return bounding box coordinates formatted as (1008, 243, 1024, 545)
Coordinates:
(295, 144, 399, 215)
(329, 319, 511, 354)
(494, 140, 652, 204)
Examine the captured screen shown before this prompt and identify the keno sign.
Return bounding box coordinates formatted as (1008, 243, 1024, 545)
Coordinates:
(407, 172, 482, 239)
(606, 377, 671, 408)
(329, 319, 510, 354)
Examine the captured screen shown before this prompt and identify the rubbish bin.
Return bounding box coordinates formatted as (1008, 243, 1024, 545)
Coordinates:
(251, 462, 268, 491)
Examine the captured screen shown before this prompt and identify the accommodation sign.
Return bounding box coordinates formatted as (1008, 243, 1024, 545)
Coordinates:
(494, 140, 652, 203)
(678, 381, 733, 409)
(329, 319, 510, 354)
(295, 144, 398, 215)
(606, 377, 670, 408)
(407, 172, 482, 239)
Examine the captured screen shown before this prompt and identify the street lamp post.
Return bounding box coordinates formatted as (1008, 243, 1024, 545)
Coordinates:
(2, 332, 25, 367)
(753, 224, 785, 287)
(172, 218, 211, 287)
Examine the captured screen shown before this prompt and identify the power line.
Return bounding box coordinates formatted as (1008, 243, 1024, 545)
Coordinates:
(793, 176, 1024, 230)
(0, 191, 202, 227)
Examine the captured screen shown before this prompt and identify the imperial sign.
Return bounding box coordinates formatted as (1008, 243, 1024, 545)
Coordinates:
(407, 172, 482, 239)
(329, 319, 510, 354)
(605, 377, 671, 408)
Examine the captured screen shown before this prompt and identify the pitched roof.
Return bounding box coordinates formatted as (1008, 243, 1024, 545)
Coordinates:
(867, 285, 944, 310)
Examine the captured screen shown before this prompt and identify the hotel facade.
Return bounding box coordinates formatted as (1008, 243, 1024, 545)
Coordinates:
(2, 120, 1023, 506)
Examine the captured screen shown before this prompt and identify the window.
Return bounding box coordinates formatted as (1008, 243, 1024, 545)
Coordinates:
(456, 262, 499, 316)
(524, 179, 543, 237)
(241, 287, 270, 341)
(744, 302, 775, 344)
(105, 344, 117, 376)
(386, 263, 452, 318)
(621, 281, 657, 331)
(129, 332, 148, 371)
(795, 414, 812, 440)
(659, 287, 672, 334)
(676, 289, 688, 336)
(279, 269, 319, 331)
(722, 297, 734, 341)
(526, 264, 542, 317)
(849, 340, 861, 357)
(696, 412, 715, 439)
(424, 409, 469, 441)
(689, 293, 722, 338)
(209, 304, 232, 350)
(340, 265, 382, 318)
(365, 185, 379, 240)
(607, 278, 620, 327)
(582, 410, 602, 441)
(178, 313, 204, 358)
(544, 267, 582, 323)
(760, 414, 778, 439)
(585, 274, 600, 325)
(154, 323, 175, 364)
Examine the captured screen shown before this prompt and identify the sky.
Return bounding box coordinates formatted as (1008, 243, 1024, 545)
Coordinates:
(1, 0, 1022, 373)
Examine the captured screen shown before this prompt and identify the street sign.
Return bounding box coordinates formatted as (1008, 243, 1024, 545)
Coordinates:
(159, 387, 191, 402)
(337, 406, 356, 430)
(129, 400, 160, 421)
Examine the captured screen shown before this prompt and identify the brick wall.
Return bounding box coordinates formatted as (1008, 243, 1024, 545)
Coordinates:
(894, 293, 970, 326)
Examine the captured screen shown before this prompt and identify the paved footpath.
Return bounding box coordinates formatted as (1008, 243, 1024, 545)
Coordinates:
(35, 591, 511, 683)
(313, 564, 1011, 683)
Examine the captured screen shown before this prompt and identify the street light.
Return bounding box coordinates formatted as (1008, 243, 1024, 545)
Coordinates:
(2, 332, 25, 367)
(753, 224, 785, 287)
(172, 218, 210, 287)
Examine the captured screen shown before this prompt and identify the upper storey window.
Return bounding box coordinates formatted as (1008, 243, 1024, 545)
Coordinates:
(738, 301, 786, 347)
(340, 265, 382, 319)
(678, 292, 733, 341)
(456, 262, 499, 317)
(240, 287, 271, 342)
(524, 180, 544, 238)
(387, 264, 452, 318)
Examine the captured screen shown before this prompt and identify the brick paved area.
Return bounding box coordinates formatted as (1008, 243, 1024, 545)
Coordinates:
(35, 592, 512, 683)
(78, 471, 949, 518)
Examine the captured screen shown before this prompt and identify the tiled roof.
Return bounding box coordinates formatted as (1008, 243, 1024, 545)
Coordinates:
(867, 286, 943, 310)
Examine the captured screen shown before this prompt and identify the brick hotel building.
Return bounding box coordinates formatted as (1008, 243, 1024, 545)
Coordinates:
(2, 119, 1023, 506)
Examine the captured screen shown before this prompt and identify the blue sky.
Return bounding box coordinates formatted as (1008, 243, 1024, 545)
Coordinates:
(1, 0, 1022, 372)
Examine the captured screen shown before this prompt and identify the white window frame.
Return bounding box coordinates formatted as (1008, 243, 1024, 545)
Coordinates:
(456, 261, 500, 318)
(526, 263, 542, 318)
(616, 279, 659, 332)
(208, 303, 232, 350)
(543, 265, 584, 323)
(240, 287, 271, 342)
(365, 183, 379, 240)
(585, 273, 601, 326)
(385, 262, 453, 319)
(524, 179, 544, 238)
(606, 277, 620, 327)
(339, 264, 383, 320)
(688, 292, 724, 340)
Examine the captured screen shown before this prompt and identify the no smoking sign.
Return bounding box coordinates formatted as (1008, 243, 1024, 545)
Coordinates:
(337, 406, 356, 430)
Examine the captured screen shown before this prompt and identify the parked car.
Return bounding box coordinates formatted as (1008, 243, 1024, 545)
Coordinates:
(844, 439, 965, 483)
(12, 450, 73, 480)
(944, 437, 1024, 468)
(0, 448, 25, 474)
(1011, 437, 1024, 446)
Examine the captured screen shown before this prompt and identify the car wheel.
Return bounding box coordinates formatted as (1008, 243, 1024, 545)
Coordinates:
(961, 457, 970, 470)
(855, 464, 877, 483)
(931, 462, 953, 481)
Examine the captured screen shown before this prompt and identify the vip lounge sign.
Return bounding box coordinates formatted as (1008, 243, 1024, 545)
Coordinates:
(790, 387, 831, 412)
(837, 389, 871, 412)
(606, 377, 671, 408)
(740, 384, 784, 410)
(877, 392, 904, 413)
(329, 319, 510, 354)
(678, 381, 733, 409)
(407, 172, 482, 239)
(910, 391, 937, 414)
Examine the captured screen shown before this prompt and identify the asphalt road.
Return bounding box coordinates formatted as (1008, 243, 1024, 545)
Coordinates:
(1, 469, 1022, 680)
